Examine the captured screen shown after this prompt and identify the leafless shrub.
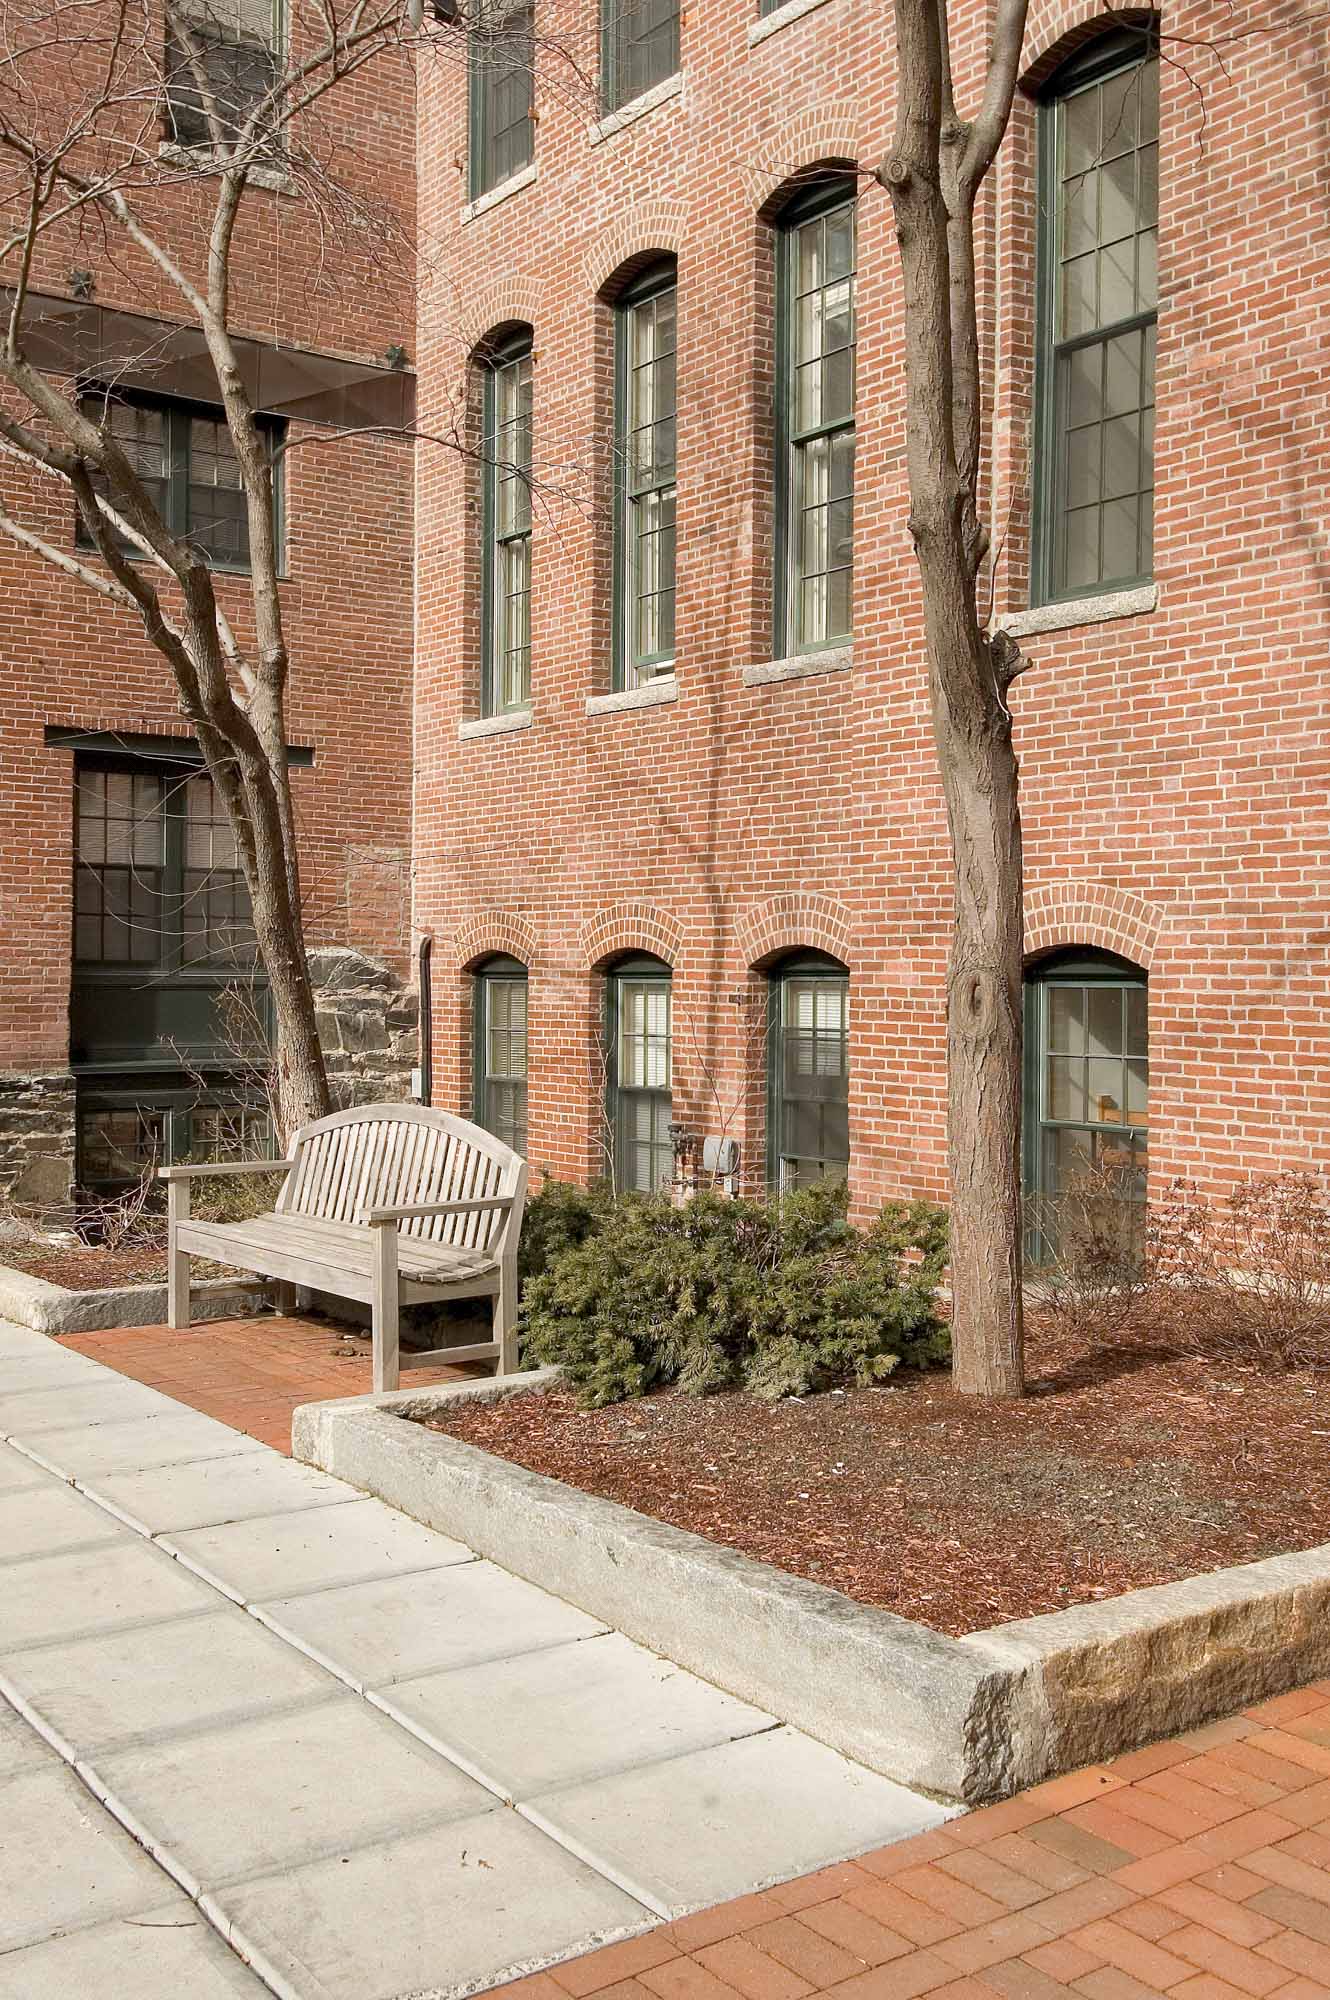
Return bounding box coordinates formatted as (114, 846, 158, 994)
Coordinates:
(1145, 1172, 1330, 1369)
(1026, 1161, 1149, 1334)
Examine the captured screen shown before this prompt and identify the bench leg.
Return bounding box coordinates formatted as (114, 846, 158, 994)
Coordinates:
(273, 1281, 298, 1317)
(167, 1181, 191, 1331)
(371, 1225, 400, 1395)
(497, 1256, 519, 1376)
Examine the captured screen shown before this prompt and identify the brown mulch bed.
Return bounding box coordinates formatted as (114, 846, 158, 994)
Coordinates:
(423, 1321, 1330, 1636)
(3, 1243, 170, 1288)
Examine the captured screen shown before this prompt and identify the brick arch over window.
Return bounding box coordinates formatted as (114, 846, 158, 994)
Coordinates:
(582, 203, 688, 298)
(745, 104, 862, 213)
(457, 279, 544, 360)
(1024, 882, 1166, 970)
(1021, 4, 1156, 91)
(580, 903, 684, 970)
(451, 911, 538, 973)
(736, 894, 855, 971)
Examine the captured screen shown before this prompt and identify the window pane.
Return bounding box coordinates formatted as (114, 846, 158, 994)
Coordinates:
(1044, 52, 1158, 599)
(1087, 985, 1123, 1056)
(79, 1106, 166, 1188)
(1046, 1055, 1086, 1123)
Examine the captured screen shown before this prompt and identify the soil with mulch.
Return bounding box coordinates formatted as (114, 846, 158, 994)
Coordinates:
(423, 1322, 1330, 1636)
(2, 1243, 170, 1289)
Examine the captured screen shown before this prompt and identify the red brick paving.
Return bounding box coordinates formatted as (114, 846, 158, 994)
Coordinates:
(59, 1313, 483, 1453)
(504, 1688, 1330, 2000)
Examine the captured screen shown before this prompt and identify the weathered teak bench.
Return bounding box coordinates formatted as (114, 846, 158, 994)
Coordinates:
(160, 1103, 527, 1393)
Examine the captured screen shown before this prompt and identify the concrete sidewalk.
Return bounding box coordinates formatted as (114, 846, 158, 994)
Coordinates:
(0, 1321, 950, 2000)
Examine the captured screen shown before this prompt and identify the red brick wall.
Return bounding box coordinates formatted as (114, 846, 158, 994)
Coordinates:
(413, 0, 1330, 1205)
(0, 8, 417, 1108)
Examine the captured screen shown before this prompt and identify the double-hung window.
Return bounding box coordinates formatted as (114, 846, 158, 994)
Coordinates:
(482, 335, 534, 715)
(614, 266, 677, 688)
(606, 958, 673, 1193)
(776, 187, 856, 654)
(601, 0, 679, 115)
(1034, 36, 1159, 601)
(165, 0, 283, 151)
(768, 956, 850, 1191)
(469, 0, 535, 198)
(473, 957, 529, 1154)
(78, 393, 282, 573)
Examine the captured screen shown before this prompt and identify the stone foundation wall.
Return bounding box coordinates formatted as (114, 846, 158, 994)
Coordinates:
(0, 1074, 77, 1213)
(308, 946, 419, 1111)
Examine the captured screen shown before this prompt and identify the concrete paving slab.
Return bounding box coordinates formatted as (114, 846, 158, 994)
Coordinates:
(380, 1630, 779, 1799)
(257, 1558, 607, 1691)
(18, 1409, 266, 1480)
(88, 1447, 358, 1537)
(0, 1441, 52, 1494)
(0, 1903, 268, 1998)
(208, 1802, 650, 2000)
(524, 1725, 956, 1917)
(0, 1607, 333, 1757)
(90, 1691, 499, 1893)
(0, 1692, 55, 1779)
(0, 1347, 118, 1390)
(0, 1481, 132, 1563)
(0, 1538, 218, 1653)
(0, 1376, 180, 1438)
(0, 1761, 168, 1951)
(0, 1324, 62, 1358)
(162, 1496, 476, 1606)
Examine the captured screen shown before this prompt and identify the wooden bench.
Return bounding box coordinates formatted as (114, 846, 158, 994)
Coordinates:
(160, 1103, 527, 1393)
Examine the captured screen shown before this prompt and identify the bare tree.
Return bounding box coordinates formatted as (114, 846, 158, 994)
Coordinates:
(0, 0, 587, 1140)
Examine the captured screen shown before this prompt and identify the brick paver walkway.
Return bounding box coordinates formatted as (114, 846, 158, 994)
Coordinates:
(513, 1687, 1330, 2000)
(59, 1313, 481, 1452)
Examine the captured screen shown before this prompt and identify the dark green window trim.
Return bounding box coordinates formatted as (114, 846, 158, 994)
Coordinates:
(75, 387, 285, 576)
(76, 1078, 274, 1197)
(45, 726, 313, 767)
(766, 952, 850, 1192)
(472, 955, 528, 1155)
(613, 262, 677, 691)
(480, 332, 533, 717)
(1022, 948, 1148, 1264)
(1031, 28, 1159, 606)
(773, 180, 856, 658)
(604, 955, 673, 1193)
(600, 0, 680, 114)
(468, 0, 535, 200)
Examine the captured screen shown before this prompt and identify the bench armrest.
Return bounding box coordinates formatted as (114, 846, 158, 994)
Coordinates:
(366, 1195, 517, 1226)
(158, 1160, 295, 1182)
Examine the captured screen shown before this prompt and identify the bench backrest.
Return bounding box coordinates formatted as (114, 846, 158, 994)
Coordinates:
(279, 1104, 524, 1255)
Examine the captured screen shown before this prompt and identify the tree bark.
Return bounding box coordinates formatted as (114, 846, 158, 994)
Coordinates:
(882, 0, 1027, 1396)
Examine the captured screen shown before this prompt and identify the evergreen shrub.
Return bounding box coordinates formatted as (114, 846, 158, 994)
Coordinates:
(519, 1179, 949, 1405)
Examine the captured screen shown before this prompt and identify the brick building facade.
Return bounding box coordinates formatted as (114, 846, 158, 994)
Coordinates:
(413, 0, 1330, 1224)
(0, 5, 418, 1210)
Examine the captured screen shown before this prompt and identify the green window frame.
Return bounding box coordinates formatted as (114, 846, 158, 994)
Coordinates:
(613, 264, 677, 689)
(600, 0, 679, 115)
(605, 956, 673, 1194)
(767, 954, 850, 1192)
(774, 183, 856, 656)
(76, 1084, 273, 1198)
(468, 0, 535, 199)
(165, 0, 286, 152)
(77, 390, 284, 575)
(473, 956, 528, 1155)
(1022, 950, 1149, 1263)
(1032, 31, 1159, 604)
(481, 333, 534, 716)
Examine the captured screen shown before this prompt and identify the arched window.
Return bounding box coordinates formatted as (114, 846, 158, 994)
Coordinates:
(1023, 948, 1148, 1257)
(768, 952, 850, 1191)
(614, 261, 677, 689)
(775, 179, 857, 655)
(1033, 30, 1158, 603)
(481, 330, 533, 717)
(473, 955, 528, 1154)
(605, 955, 672, 1192)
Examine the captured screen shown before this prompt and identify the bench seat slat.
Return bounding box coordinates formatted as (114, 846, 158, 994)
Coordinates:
(176, 1213, 499, 1284)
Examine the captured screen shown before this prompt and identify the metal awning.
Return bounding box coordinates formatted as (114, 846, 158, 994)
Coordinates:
(4, 291, 415, 429)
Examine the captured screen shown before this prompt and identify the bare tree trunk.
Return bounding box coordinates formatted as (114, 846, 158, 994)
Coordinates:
(881, 0, 1030, 1396)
